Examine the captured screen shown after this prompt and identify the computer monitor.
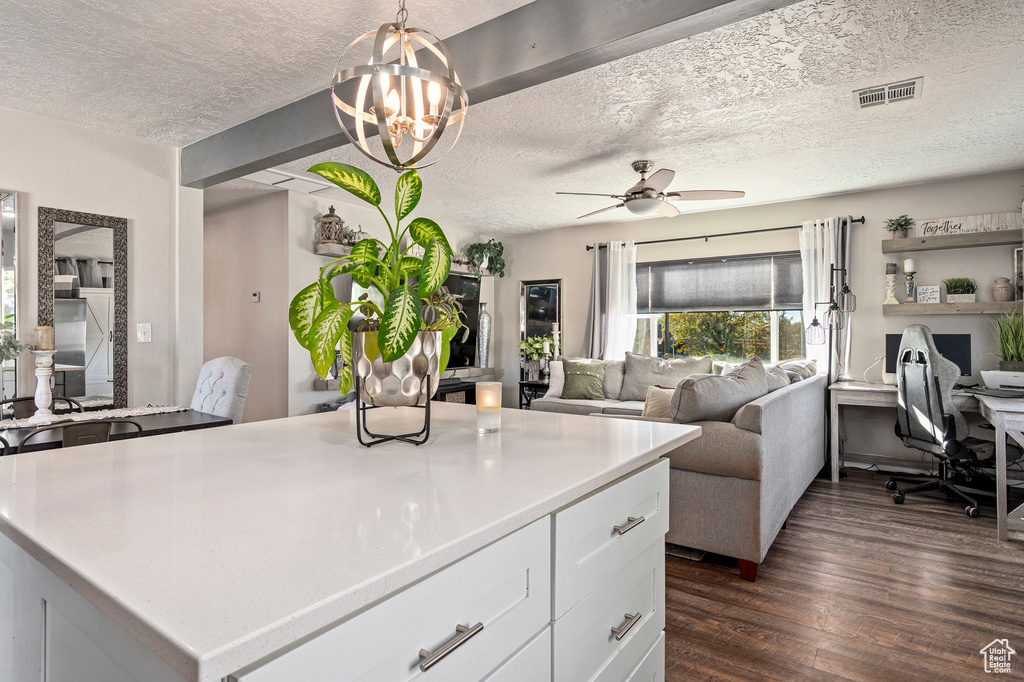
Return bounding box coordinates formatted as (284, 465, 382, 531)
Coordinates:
(885, 333, 971, 376)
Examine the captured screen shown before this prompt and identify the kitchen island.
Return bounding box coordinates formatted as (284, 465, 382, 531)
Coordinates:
(0, 403, 700, 682)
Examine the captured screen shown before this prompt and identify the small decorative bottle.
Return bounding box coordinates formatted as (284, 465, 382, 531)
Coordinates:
(477, 302, 492, 367)
(992, 277, 1014, 302)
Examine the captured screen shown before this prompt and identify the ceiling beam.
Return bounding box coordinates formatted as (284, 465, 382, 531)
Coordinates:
(180, 0, 797, 188)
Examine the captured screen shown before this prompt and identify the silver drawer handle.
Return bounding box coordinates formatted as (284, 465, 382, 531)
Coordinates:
(611, 612, 642, 641)
(613, 515, 645, 535)
(418, 622, 484, 672)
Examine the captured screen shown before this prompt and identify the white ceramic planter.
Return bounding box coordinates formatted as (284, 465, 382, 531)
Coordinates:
(946, 293, 977, 303)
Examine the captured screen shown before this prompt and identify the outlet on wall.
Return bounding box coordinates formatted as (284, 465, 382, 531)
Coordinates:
(137, 323, 152, 343)
(252, 292, 261, 303)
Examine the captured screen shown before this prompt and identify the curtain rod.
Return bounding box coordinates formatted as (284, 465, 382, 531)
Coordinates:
(585, 216, 866, 251)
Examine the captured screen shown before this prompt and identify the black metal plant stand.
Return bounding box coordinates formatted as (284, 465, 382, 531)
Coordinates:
(354, 375, 432, 447)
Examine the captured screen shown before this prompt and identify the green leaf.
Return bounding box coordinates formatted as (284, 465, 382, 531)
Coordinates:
(289, 282, 325, 350)
(408, 217, 451, 256)
(336, 324, 354, 395)
(398, 256, 422, 280)
(348, 238, 382, 265)
(378, 286, 422, 362)
(418, 238, 451, 299)
(308, 304, 353, 379)
(438, 323, 457, 377)
(394, 170, 422, 222)
(307, 162, 381, 206)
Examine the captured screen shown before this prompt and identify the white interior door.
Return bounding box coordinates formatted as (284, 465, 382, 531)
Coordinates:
(82, 288, 114, 398)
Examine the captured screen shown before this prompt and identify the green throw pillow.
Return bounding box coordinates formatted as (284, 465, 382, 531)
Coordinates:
(561, 360, 606, 400)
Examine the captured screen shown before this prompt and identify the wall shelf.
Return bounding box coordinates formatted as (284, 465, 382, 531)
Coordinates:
(314, 243, 354, 257)
(882, 301, 1022, 316)
(881, 229, 1022, 254)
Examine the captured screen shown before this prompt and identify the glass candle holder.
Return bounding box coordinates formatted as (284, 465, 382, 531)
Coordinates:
(476, 382, 502, 433)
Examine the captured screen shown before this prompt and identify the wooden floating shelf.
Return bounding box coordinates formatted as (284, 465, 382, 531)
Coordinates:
(881, 229, 1022, 254)
(882, 301, 1022, 316)
(313, 243, 354, 257)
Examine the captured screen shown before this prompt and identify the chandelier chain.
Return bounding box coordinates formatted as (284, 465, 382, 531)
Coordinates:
(396, 0, 408, 27)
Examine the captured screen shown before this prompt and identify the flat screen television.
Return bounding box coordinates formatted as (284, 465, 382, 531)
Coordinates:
(443, 272, 480, 369)
(885, 333, 971, 376)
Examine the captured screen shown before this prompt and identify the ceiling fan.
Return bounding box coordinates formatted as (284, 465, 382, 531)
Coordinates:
(556, 160, 745, 219)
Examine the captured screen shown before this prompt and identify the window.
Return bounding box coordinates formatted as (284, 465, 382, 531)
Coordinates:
(633, 252, 805, 364)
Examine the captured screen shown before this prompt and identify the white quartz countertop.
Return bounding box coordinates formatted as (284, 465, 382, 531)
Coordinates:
(0, 403, 700, 681)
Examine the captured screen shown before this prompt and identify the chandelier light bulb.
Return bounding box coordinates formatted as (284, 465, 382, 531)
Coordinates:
(386, 89, 401, 120)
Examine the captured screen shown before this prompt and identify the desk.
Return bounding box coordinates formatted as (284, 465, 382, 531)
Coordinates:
(829, 381, 979, 483)
(977, 395, 1024, 541)
(3, 410, 232, 453)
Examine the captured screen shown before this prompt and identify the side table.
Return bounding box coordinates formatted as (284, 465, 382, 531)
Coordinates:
(519, 381, 549, 409)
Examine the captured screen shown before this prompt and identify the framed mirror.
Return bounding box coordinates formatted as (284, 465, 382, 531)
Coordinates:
(1, 191, 17, 401)
(520, 279, 561, 340)
(38, 208, 128, 408)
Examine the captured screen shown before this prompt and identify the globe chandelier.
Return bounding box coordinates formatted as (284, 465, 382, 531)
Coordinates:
(331, 0, 469, 171)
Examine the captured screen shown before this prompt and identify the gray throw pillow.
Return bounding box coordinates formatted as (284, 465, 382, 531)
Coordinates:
(780, 359, 817, 380)
(543, 360, 564, 398)
(670, 357, 769, 423)
(765, 365, 791, 392)
(561, 360, 606, 400)
(620, 353, 714, 401)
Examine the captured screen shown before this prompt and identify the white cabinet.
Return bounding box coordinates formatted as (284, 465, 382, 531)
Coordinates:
(81, 287, 114, 397)
(237, 518, 551, 682)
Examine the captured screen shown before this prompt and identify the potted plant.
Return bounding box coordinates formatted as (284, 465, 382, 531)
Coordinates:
(465, 239, 506, 278)
(943, 277, 978, 303)
(884, 215, 915, 239)
(994, 311, 1024, 371)
(289, 163, 461, 406)
(519, 335, 553, 382)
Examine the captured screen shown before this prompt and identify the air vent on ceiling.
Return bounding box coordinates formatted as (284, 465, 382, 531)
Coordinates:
(853, 77, 923, 109)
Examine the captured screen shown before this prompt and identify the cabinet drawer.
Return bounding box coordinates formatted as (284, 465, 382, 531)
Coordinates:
(553, 539, 665, 682)
(625, 632, 665, 682)
(481, 626, 551, 682)
(238, 518, 550, 682)
(554, 459, 669, 617)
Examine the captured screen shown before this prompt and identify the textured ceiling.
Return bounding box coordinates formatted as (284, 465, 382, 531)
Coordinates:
(282, 0, 1024, 234)
(0, 0, 529, 146)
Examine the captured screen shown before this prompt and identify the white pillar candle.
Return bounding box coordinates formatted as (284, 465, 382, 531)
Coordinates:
(552, 323, 559, 333)
(476, 382, 502, 433)
(903, 258, 916, 273)
(542, 341, 551, 355)
(34, 325, 54, 351)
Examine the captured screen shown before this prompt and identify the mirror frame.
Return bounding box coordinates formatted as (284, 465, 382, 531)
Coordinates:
(38, 207, 128, 408)
(519, 278, 562, 341)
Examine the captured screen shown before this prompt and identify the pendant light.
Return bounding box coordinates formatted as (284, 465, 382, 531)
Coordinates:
(805, 316, 826, 345)
(331, 0, 468, 171)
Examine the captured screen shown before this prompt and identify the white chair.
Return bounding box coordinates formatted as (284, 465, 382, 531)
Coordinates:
(190, 357, 253, 424)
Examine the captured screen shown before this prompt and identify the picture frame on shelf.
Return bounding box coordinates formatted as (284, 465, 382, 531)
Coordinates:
(916, 285, 941, 304)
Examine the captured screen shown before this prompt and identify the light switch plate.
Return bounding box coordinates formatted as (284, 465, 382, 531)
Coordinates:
(137, 323, 152, 343)
(252, 292, 261, 302)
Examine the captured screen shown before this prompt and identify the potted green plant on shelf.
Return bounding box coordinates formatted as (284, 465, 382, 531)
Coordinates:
(943, 277, 978, 304)
(465, 239, 506, 278)
(884, 215, 914, 239)
(289, 163, 461, 406)
(519, 335, 553, 382)
(994, 310, 1024, 371)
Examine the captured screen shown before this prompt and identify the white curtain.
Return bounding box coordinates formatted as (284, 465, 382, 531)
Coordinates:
(800, 217, 853, 379)
(581, 241, 637, 360)
(604, 241, 637, 361)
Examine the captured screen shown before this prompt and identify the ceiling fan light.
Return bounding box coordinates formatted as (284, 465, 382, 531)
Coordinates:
(625, 198, 663, 216)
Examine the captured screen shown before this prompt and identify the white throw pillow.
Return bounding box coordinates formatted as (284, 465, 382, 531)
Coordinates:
(543, 360, 564, 398)
(641, 386, 674, 419)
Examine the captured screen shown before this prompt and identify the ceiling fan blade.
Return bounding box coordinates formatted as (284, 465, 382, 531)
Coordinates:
(556, 191, 624, 198)
(643, 168, 675, 193)
(578, 204, 625, 220)
(655, 201, 681, 218)
(666, 190, 746, 201)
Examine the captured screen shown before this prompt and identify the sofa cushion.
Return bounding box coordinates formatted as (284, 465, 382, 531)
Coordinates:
(765, 366, 791, 392)
(780, 359, 817, 381)
(530, 397, 620, 416)
(620, 353, 713, 401)
(602, 360, 625, 400)
(641, 386, 674, 419)
(601, 401, 646, 416)
(561, 359, 606, 400)
(543, 360, 565, 398)
(670, 357, 769, 423)
(663, 421, 762, 480)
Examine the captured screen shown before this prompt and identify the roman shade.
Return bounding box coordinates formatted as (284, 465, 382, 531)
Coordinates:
(637, 252, 802, 313)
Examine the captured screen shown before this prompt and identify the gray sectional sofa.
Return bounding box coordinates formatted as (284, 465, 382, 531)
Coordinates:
(532, 353, 826, 581)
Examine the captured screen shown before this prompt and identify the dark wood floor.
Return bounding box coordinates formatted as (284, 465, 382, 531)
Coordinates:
(664, 468, 1024, 680)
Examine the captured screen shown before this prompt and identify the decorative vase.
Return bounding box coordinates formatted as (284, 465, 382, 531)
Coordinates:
(526, 359, 541, 382)
(992, 277, 1014, 302)
(477, 301, 492, 367)
(352, 331, 441, 406)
